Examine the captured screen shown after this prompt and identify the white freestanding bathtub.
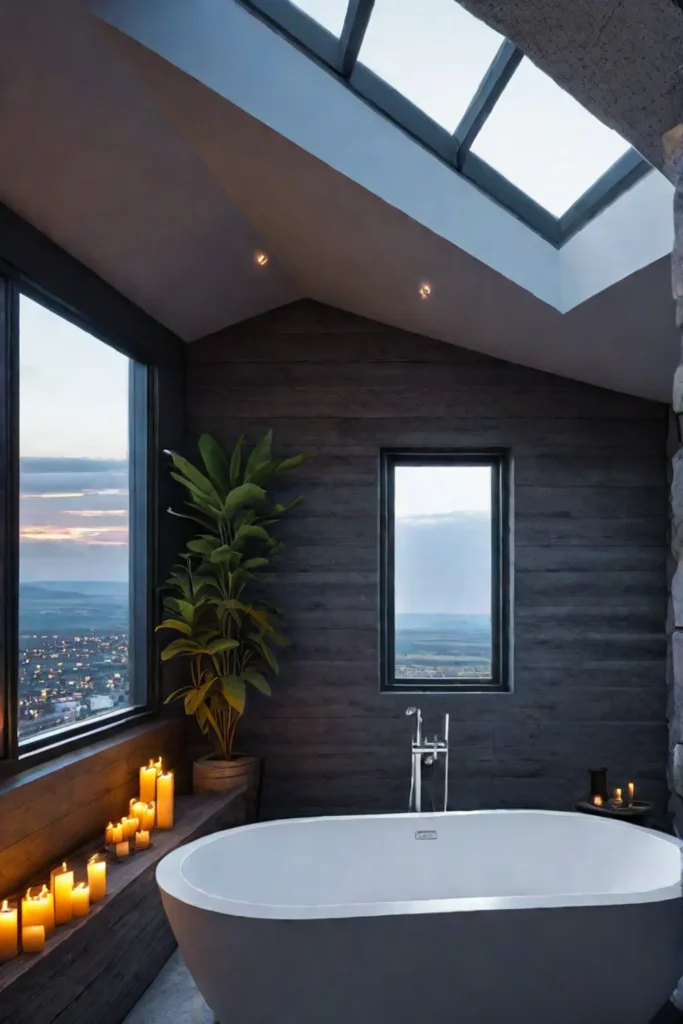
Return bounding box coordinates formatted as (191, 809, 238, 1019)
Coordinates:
(157, 810, 683, 1024)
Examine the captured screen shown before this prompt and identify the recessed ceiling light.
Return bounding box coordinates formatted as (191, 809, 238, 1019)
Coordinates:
(419, 283, 432, 300)
(255, 252, 269, 268)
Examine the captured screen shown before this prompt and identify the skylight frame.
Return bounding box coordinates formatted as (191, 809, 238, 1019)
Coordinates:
(238, 0, 651, 247)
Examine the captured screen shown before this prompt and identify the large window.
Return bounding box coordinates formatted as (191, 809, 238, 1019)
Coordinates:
(380, 450, 510, 692)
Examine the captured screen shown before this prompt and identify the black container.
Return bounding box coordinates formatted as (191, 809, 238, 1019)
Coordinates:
(589, 767, 609, 802)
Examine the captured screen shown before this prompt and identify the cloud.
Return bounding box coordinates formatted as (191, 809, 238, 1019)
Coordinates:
(20, 526, 128, 543)
(65, 510, 127, 518)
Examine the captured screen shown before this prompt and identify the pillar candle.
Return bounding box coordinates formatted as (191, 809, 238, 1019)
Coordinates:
(53, 864, 74, 925)
(71, 883, 90, 918)
(134, 830, 150, 850)
(154, 757, 163, 775)
(141, 801, 155, 831)
(115, 840, 130, 859)
(121, 816, 139, 840)
(22, 925, 45, 954)
(156, 772, 174, 829)
(140, 760, 157, 804)
(0, 901, 18, 961)
(111, 823, 123, 845)
(22, 887, 54, 935)
(132, 799, 147, 822)
(627, 781, 635, 805)
(105, 822, 115, 845)
(87, 855, 107, 902)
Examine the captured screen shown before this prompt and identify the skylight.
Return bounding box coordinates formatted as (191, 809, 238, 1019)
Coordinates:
(470, 57, 632, 217)
(357, 0, 503, 132)
(290, 0, 349, 37)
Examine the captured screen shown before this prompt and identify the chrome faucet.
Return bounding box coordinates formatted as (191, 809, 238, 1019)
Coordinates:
(406, 707, 450, 813)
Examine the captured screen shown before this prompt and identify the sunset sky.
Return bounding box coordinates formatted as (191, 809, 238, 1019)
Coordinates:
(19, 296, 130, 582)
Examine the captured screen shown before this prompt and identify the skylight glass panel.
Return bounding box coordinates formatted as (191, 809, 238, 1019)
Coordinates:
(357, 0, 503, 132)
(470, 57, 631, 217)
(289, 0, 349, 36)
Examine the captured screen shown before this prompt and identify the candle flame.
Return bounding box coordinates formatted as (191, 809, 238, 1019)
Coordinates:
(1, 900, 8, 913)
(39, 885, 48, 898)
(88, 854, 99, 865)
(61, 862, 67, 872)
(75, 882, 87, 891)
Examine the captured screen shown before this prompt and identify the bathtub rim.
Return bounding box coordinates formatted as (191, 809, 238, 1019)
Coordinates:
(156, 808, 683, 921)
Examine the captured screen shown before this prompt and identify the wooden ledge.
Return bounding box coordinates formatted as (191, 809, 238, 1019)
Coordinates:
(0, 786, 249, 1024)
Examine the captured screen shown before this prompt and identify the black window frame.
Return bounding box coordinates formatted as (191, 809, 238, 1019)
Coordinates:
(380, 448, 512, 694)
(237, 0, 651, 247)
(0, 268, 160, 764)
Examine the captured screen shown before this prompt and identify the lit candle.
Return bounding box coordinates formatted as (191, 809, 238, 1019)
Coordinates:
(154, 757, 163, 775)
(131, 799, 148, 822)
(22, 924, 45, 954)
(111, 823, 123, 845)
(121, 816, 139, 840)
(53, 863, 74, 925)
(612, 787, 623, 807)
(115, 840, 130, 859)
(140, 760, 157, 804)
(88, 855, 107, 903)
(105, 822, 115, 846)
(592, 794, 604, 807)
(71, 883, 90, 918)
(0, 901, 18, 961)
(141, 801, 155, 831)
(22, 887, 54, 936)
(156, 772, 174, 829)
(628, 781, 635, 806)
(134, 829, 150, 850)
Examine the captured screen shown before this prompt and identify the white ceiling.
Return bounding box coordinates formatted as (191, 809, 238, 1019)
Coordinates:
(0, 0, 678, 400)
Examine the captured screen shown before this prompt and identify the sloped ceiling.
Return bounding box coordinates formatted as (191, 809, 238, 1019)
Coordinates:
(0, 0, 679, 400)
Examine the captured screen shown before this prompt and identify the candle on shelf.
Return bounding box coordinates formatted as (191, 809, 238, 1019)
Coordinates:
(611, 787, 623, 808)
(22, 925, 45, 954)
(141, 801, 155, 831)
(132, 799, 148, 822)
(140, 760, 158, 804)
(135, 830, 150, 851)
(111, 822, 124, 845)
(627, 781, 635, 806)
(105, 822, 115, 846)
(115, 840, 130, 859)
(154, 757, 163, 775)
(71, 883, 90, 918)
(53, 863, 74, 925)
(592, 794, 604, 807)
(88, 855, 107, 903)
(22, 886, 54, 936)
(0, 901, 18, 961)
(121, 816, 139, 840)
(156, 771, 174, 830)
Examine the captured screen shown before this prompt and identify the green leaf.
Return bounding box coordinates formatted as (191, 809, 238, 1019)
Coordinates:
(206, 638, 240, 654)
(275, 453, 310, 473)
(234, 524, 270, 546)
(244, 431, 273, 482)
(250, 634, 280, 674)
(187, 537, 218, 557)
(230, 434, 245, 488)
(170, 475, 223, 519)
(210, 545, 242, 569)
(161, 638, 201, 661)
(169, 452, 219, 501)
(167, 598, 197, 622)
(243, 668, 272, 696)
(164, 686, 191, 704)
(242, 557, 269, 570)
(224, 482, 266, 516)
(155, 618, 192, 635)
(272, 496, 303, 514)
(198, 434, 231, 494)
(221, 675, 246, 714)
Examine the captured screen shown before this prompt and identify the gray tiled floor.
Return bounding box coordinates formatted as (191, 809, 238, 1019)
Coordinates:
(124, 950, 213, 1024)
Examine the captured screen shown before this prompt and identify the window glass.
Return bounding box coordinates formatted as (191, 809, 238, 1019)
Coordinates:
(290, 0, 349, 36)
(392, 462, 496, 686)
(18, 295, 134, 743)
(358, 0, 503, 131)
(470, 57, 631, 217)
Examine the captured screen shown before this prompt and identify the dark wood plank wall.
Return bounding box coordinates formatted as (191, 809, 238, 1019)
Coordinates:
(186, 301, 669, 821)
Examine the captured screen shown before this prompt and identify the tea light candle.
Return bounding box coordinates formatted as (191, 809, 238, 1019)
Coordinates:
(88, 855, 107, 902)
(121, 816, 139, 840)
(140, 760, 157, 804)
(612, 787, 623, 807)
(71, 883, 90, 918)
(141, 801, 155, 831)
(21, 924, 45, 954)
(22, 887, 54, 935)
(105, 822, 115, 846)
(135, 830, 150, 851)
(628, 781, 635, 806)
(111, 822, 124, 845)
(156, 771, 174, 829)
(53, 863, 74, 925)
(0, 901, 18, 961)
(592, 794, 604, 807)
(115, 840, 130, 859)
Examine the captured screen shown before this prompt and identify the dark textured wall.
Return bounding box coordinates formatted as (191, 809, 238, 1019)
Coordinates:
(186, 301, 669, 821)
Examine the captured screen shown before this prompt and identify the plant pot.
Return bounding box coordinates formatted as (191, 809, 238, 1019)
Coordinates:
(192, 753, 261, 798)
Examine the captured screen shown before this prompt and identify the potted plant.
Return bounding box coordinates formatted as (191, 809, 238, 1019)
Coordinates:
(157, 431, 307, 795)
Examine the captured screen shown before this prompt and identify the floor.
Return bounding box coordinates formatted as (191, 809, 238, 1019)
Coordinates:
(124, 950, 213, 1024)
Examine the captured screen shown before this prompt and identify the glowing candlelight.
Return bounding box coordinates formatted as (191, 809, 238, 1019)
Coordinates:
(71, 883, 90, 918)
(121, 816, 139, 840)
(140, 760, 157, 804)
(141, 801, 155, 831)
(53, 863, 74, 925)
(627, 781, 635, 806)
(115, 840, 130, 859)
(0, 901, 18, 961)
(111, 822, 124, 845)
(105, 822, 115, 845)
(612, 787, 623, 808)
(592, 795, 604, 807)
(22, 886, 54, 936)
(131, 799, 148, 822)
(135, 830, 150, 850)
(21, 925, 45, 954)
(156, 772, 174, 830)
(88, 855, 107, 902)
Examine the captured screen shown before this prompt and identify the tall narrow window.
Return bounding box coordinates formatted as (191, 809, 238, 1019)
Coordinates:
(18, 295, 147, 745)
(381, 450, 510, 692)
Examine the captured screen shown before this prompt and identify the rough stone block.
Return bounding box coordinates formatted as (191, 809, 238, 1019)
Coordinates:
(671, 449, 683, 558)
(673, 744, 683, 799)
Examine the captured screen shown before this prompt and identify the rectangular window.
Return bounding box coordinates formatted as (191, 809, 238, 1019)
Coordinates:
(17, 294, 149, 747)
(380, 450, 510, 692)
